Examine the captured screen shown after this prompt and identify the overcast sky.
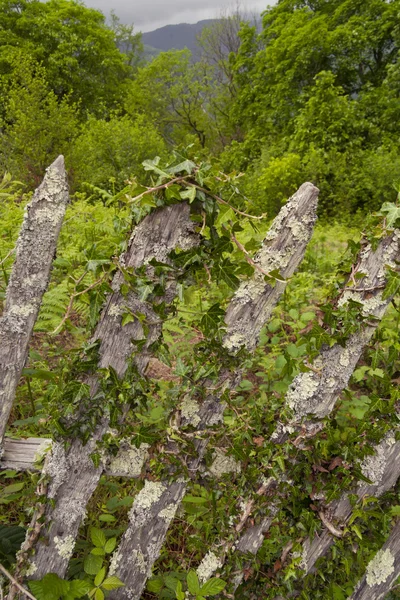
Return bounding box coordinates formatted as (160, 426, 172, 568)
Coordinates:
(83, 0, 275, 32)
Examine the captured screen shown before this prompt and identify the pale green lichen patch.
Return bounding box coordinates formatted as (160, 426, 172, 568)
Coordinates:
(107, 443, 149, 477)
(108, 549, 121, 576)
(25, 561, 37, 576)
(286, 372, 320, 417)
(360, 433, 396, 485)
(9, 303, 36, 318)
(44, 442, 68, 498)
(108, 303, 125, 319)
(366, 549, 395, 586)
(209, 448, 241, 478)
(196, 551, 222, 583)
(135, 481, 165, 509)
(180, 395, 201, 427)
(158, 503, 178, 522)
(54, 535, 76, 561)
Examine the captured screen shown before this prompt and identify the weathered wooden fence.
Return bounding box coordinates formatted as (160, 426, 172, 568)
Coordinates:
(0, 157, 399, 599)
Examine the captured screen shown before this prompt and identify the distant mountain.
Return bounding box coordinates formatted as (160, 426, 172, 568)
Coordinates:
(142, 20, 217, 56)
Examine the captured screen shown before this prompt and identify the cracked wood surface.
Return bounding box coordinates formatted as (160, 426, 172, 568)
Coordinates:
(0, 156, 69, 447)
(24, 203, 199, 582)
(108, 183, 319, 600)
(350, 519, 400, 600)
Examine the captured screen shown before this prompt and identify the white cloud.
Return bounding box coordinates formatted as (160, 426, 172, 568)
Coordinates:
(83, 0, 274, 31)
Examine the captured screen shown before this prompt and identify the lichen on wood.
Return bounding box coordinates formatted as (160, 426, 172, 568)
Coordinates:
(0, 155, 69, 447)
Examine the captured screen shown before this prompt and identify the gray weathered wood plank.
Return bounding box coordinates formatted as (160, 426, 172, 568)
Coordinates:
(0, 156, 69, 447)
(108, 183, 320, 600)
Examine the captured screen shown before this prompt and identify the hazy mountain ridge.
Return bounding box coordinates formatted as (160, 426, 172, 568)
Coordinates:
(142, 19, 217, 55)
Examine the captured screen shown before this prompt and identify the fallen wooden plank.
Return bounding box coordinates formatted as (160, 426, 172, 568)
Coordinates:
(0, 437, 147, 479)
(0, 156, 69, 448)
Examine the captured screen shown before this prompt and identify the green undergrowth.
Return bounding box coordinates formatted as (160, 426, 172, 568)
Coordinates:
(0, 163, 399, 599)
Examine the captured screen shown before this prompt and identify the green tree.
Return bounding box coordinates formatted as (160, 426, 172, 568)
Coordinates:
(0, 59, 79, 186)
(0, 0, 138, 114)
(69, 114, 167, 190)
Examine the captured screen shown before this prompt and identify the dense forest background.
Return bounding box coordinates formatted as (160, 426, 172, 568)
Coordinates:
(0, 1, 400, 599)
(1, 0, 400, 218)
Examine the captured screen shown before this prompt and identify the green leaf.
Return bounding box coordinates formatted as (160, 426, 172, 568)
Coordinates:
(101, 575, 125, 590)
(199, 578, 227, 596)
(165, 576, 179, 591)
(95, 589, 104, 600)
(94, 566, 106, 587)
(68, 580, 92, 598)
(167, 159, 196, 175)
(91, 547, 106, 556)
(379, 202, 400, 228)
(187, 571, 200, 595)
(147, 577, 164, 593)
(84, 553, 103, 575)
(180, 187, 197, 203)
(2, 482, 24, 495)
(99, 514, 116, 523)
(175, 580, 185, 600)
(90, 527, 107, 548)
(390, 506, 400, 516)
(121, 312, 135, 326)
(104, 537, 117, 554)
(351, 525, 363, 540)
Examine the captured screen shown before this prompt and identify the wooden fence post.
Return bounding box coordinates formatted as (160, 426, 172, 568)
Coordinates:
(0, 156, 69, 447)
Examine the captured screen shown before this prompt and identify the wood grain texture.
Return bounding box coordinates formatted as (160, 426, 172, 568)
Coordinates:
(0, 156, 69, 446)
(24, 203, 199, 582)
(108, 183, 320, 599)
(224, 182, 319, 352)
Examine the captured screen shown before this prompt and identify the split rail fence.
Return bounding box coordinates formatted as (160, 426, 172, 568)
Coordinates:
(0, 156, 399, 599)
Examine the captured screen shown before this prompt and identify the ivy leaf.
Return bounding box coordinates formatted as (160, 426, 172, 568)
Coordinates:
(382, 269, 400, 300)
(167, 159, 196, 175)
(142, 157, 169, 179)
(379, 202, 400, 227)
(199, 578, 227, 596)
(101, 575, 125, 590)
(90, 527, 106, 548)
(200, 303, 226, 337)
(121, 312, 135, 327)
(212, 258, 240, 290)
(180, 187, 197, 203)
(187, 571, 200, 595)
